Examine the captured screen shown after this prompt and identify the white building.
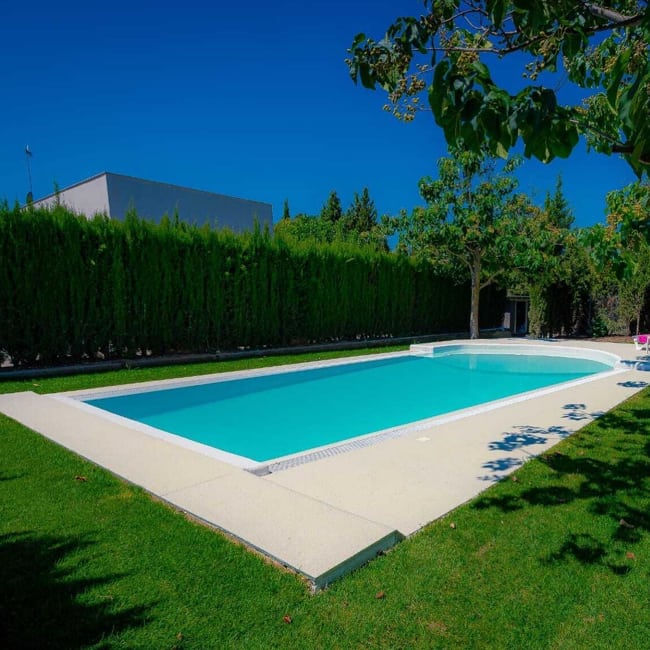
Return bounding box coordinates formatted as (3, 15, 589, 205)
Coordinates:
(32, 172, 273, 232)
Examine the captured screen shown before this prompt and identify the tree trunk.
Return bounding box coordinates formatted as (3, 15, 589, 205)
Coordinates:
(469, 253, 481, 339)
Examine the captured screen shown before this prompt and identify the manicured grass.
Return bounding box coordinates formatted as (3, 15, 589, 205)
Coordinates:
(0, 345, 408, 395)
(1, 349, 649, 648)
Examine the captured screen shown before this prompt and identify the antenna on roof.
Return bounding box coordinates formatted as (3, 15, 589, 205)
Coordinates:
(25, 145, 33, 204)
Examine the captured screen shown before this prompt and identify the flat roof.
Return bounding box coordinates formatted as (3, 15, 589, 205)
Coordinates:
(32, 171, 272, 210)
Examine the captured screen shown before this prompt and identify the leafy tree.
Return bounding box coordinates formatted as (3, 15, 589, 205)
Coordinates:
(321, 190, 343, 223)
(526, 227, 597, 337)
(342, 187, 388, 250)
(345, 187, 377, 233)
(618, 245, 650, 334)
(598, 181, 650, 334)
(544, 176, 574, 230)
(606, 179, 650, 240)
(273, 213, 338, 244)
(281, 198, 291, 220)
(386, 149, 538, 338)
(347, 1, 650, 175)
(275, 189, 388, 252)
(522, 177, 588, 337)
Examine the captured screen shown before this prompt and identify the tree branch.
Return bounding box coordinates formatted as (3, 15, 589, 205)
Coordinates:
(568, 118, 650, 165)
(568, 117, 622, 145)
(584, 2, 636, 25)
(439, 8, 481, 26)
(427, 45, 512, 54)
(422, 4, 647, 59)
(611, 143, 650, 165)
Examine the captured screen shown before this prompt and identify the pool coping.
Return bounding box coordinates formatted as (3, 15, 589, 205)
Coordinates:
(48, 343, 623, 475)
(1, 338, 648, 589)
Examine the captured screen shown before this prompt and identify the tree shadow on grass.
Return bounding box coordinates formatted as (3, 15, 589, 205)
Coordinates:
(472, 402, 650, 573)
(0, 531, 151, 649)
(547, 532, 607, 564)
(543, 532, 633, 576)
(506, 450, 649, 523)
(0, 470, 23, 482)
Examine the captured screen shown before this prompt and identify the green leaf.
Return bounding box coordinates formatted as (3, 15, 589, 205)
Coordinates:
(430, 60, 451, 120)
(562, 31, 582, 59)
(606, 49, 631, 108)
(460, 94, 482, 121)
(549, 134, 572, 159)
(486, 0, 507, 28)
(359, 62, 376, 90)
(470, 61, 491, 81)
(538, 88, 557, 113)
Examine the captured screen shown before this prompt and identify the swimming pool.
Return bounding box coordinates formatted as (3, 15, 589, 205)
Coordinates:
(73, 344, 617, 471)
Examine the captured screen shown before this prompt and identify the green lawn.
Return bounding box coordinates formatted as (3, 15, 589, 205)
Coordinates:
(1, 348, 649, 648)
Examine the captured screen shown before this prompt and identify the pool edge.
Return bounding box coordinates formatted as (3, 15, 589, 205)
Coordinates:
(2, 338, 647, 589)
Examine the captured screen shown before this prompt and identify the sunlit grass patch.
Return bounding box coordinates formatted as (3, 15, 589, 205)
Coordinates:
(1, 350, 649, 648)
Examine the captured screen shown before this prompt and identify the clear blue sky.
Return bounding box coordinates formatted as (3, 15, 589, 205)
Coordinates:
(1, 1, 638, 228)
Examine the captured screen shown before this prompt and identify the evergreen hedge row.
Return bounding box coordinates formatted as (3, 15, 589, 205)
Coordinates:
(0, 204, 504, 365)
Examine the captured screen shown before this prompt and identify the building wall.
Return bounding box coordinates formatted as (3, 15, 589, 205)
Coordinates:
(32, 175, 110, 217)
(105, 173, 272, 232)
(32, 172, 273, 232)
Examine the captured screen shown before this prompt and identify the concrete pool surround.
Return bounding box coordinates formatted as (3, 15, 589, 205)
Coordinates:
(0, 339, 647, 589)
(52, 342, 618, 474)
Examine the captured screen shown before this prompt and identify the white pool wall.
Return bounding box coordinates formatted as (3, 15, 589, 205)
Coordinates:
(57, 349, 410, 402)
(410, 341, 621, 368)
(52, 341, 625, 475)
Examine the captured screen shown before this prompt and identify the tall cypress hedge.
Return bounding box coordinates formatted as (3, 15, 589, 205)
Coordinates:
(0, 203, 504, 366)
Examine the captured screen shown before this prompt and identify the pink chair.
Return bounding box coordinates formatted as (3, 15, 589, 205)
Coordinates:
(633, 334, 650, 353)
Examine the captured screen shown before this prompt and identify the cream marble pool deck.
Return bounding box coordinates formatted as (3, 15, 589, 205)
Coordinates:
(1, 339, 648, 589)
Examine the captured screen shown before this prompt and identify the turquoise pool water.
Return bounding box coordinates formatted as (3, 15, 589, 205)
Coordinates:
(85, 352, 611, 463)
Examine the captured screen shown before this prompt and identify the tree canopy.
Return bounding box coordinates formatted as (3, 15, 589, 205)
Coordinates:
(544, 176, 574, 230)
(347, 1, 650, 175)
(274, 188, 386, 251)
(387, 149, 543, 338)
(321, 190, 344, 223)
(606, 179, 650, 240)
(604, 181, 650, 333)
(345, 187, 378, 234)
(282, 198, 291, 220)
